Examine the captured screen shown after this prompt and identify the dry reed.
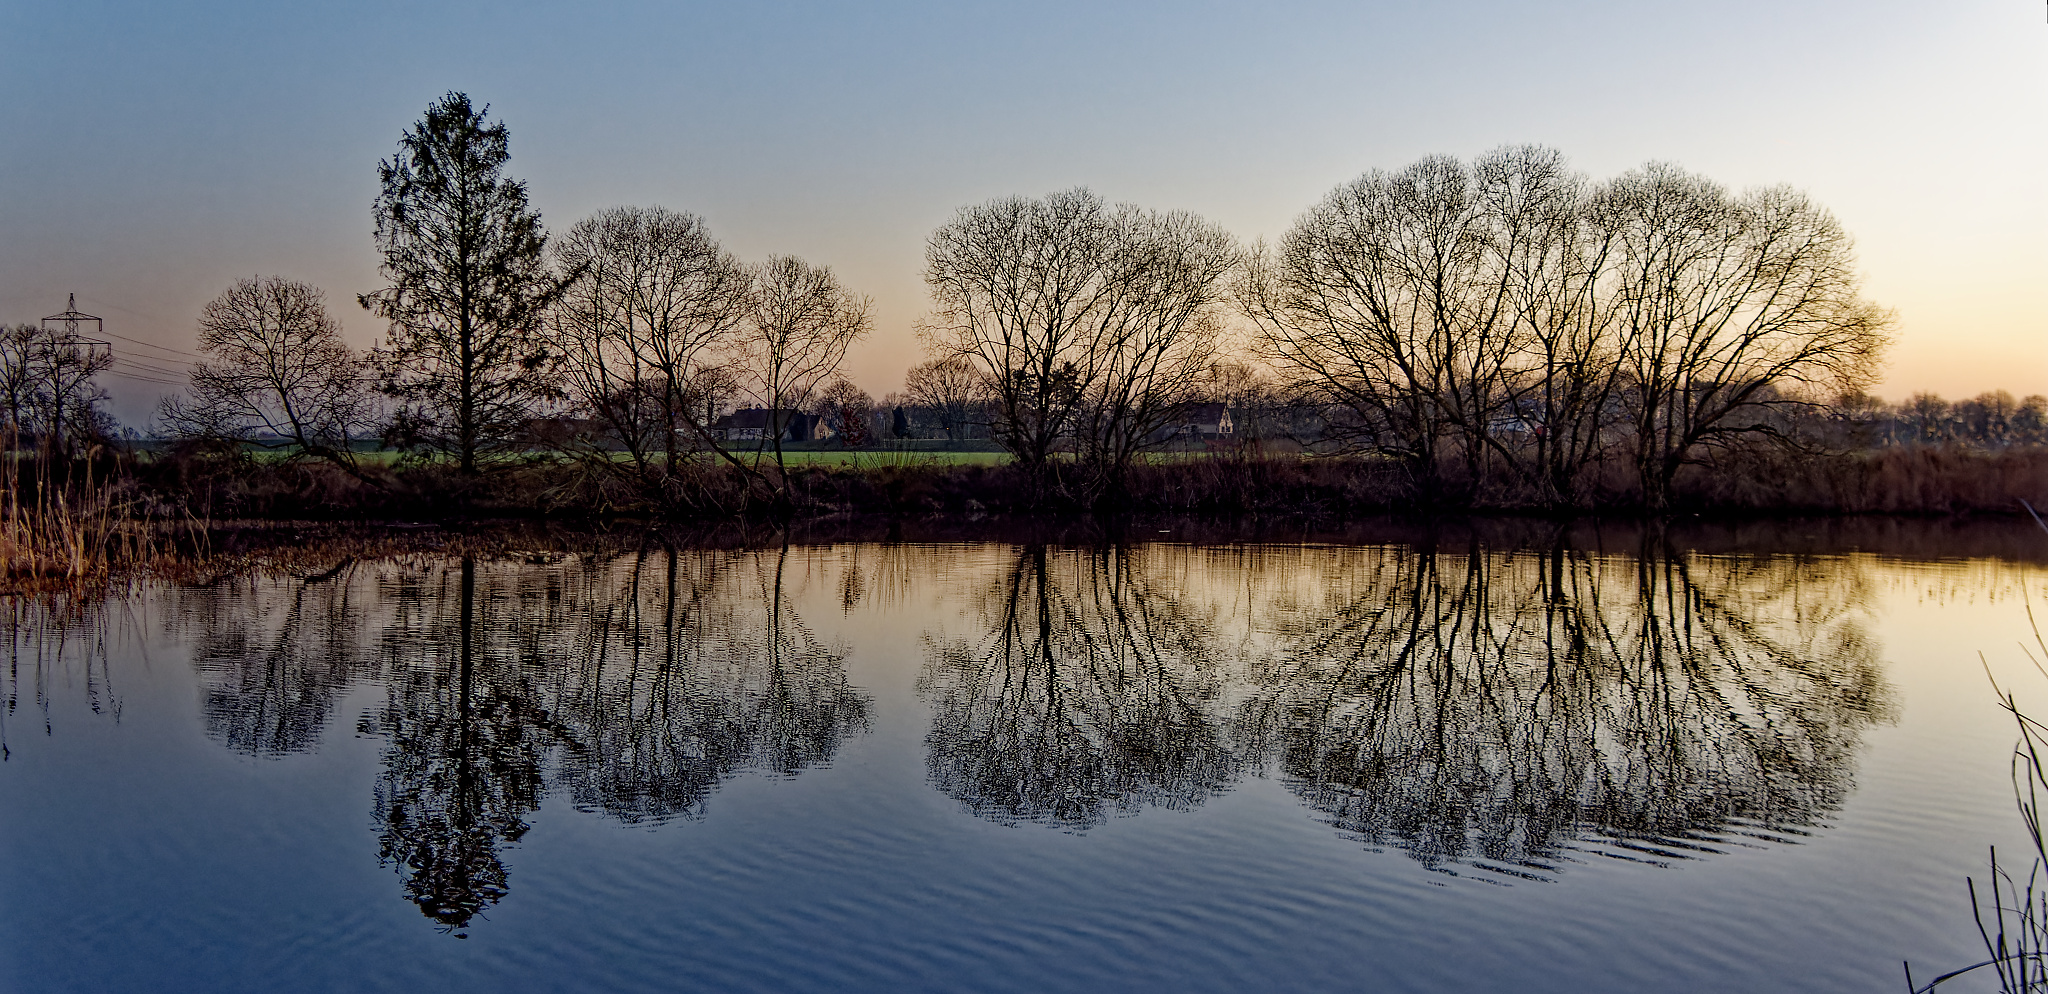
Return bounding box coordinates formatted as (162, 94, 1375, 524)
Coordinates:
(1908, 512, 2048, 993)
(0, 447, 157, 596)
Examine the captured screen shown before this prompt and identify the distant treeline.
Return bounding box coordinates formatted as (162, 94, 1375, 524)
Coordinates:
(9, 91, 2042, 522)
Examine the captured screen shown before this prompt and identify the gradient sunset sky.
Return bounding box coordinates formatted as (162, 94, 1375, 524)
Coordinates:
(1, 0, 2041, 426)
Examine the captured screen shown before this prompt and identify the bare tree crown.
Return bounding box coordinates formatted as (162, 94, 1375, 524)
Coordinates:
(1243, 145, 1891, 507)
(160, 275, 372, 467)
(922, 188, 1238, 499)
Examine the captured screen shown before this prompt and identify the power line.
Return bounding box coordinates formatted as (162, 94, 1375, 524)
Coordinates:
(104, 368, 184, 386)
(101, 331, 201, 360)
(108, 360, 182, 376)
(112, 356, 189, 377)
(55, 296, 203, 358)
(112, 370, 185, 384)
(107, 354, 190, 379)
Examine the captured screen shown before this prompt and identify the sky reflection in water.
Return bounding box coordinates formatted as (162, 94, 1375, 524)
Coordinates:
(0, 531, 2037, 992)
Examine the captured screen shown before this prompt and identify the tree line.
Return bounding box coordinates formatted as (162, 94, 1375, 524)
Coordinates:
(128, 91, 1971, 512)
(0, 321, 117, 458)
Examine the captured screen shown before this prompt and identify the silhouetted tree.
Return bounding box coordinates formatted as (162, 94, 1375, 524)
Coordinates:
(903, 356, 987, 442)
(733, 255, 871, 491)
(1602, 166, 1892, 508)
(2016, 396, 2048, 444)
(811, 378, 874, 446)
(1244, 148, 1892, 508)
(0, 325, 42, 450)
(922, 188, 1238, 503)
(159, 276, 374, 473)
(550, 205, 752, 498)
(0, 321, 114, 456)
(360, 92, 573, 474)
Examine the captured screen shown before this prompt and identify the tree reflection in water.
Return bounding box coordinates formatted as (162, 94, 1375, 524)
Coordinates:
(919, 545, 1236, 829)
(182, 546, 868, 927)
(920, 538, 1895, 880)
(182, 563, 370, 758)
(359, 556, 557, 927)
(1233, 539, 1897, 879)
(170, 532, 1903, 917)
(540, 545, 871, 823)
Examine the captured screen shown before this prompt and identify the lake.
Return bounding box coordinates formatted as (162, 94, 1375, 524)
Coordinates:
(3, 519, 2044, 993)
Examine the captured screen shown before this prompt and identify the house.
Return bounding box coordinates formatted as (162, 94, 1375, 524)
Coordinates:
(1173, 402, 1234, 438)
(710, 408, 820, 443)
(1142, 403, 1237, 445)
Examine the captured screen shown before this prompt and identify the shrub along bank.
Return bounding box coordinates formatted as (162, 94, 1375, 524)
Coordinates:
(130, 443, 2048, 523)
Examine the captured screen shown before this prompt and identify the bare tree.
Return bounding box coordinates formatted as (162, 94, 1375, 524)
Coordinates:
(1901, 392, 1950, 443)
(2015, 396, 2048, 444)
(1245, 148, 1890, 508)
(0, 318, 122, 463)
(1069, 209, 1237, 498)
(33, 323, 114, 460)
(0, 325, 43, 450)
(810, 378, 874, 446)
(903, 356, 987, 442)
(157, 276, 373, 471)
(922, 188, 1237, 502)
(1468, 145, 1629, 505)
(550, 206, 752, 488)
(360, 92, 573, 474)
(732, 255, 871, 487)
(1241, 147, 1614, 501)
(1957, 390, 2017, 445)
(1599, 165, 1892, 508)
(1239, 156, 1503, 495)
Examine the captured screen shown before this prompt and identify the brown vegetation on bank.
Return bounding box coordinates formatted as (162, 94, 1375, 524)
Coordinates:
(0, 451, 158, 595)
(14, 456, 2048, 603)
(123, 440, 2048, 525)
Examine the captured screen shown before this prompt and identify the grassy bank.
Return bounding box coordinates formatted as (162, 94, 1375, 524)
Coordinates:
(1, 440, 2037, 595)
(113, 441, 2048, 524)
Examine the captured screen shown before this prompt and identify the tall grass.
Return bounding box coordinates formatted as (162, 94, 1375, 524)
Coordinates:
(0, 446, 154, 594)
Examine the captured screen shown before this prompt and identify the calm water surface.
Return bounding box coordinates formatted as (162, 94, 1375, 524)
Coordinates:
(4, 526, 2045, 992)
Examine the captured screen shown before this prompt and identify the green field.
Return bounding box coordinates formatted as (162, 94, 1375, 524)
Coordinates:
(208, 445, 1013, 469)
(734, 449, 1011, 468)
(205, 446, 1284, 470)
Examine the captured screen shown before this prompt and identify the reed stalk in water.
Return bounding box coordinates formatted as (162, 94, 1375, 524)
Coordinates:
(1909, 509, 2048, 993)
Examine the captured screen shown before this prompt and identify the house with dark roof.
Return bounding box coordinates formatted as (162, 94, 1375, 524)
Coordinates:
(1141, 402, 1238, 445)
(1180, 402, 1234, 437)
(710, 408, 820, 443)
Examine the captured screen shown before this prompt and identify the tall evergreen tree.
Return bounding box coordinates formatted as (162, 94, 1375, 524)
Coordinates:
(360, 92, 570, 474)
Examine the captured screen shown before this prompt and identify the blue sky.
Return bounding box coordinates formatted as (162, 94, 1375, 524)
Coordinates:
(1, 0, 2041, 425)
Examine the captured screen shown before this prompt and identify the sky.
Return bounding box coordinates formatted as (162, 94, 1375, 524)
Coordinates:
(0, 0, 2042, 427)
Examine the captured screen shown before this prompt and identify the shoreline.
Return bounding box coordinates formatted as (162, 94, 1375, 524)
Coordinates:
(174, 508, 2048, 566)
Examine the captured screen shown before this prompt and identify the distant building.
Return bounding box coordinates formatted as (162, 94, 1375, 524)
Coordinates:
(710, 408, 820, 443)
(1180, 402, 1234, 437)
(1143, 402, 1237, 445)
